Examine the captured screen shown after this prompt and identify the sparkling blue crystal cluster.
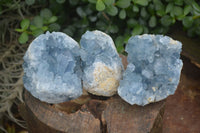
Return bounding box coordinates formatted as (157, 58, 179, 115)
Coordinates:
(118, 34, 183, 106)
(23, 32, 82, 103)
(80, 30, 123, 96)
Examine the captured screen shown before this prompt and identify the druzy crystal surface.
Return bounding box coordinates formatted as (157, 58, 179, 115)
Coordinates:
(118, 34, 183, 106)
(23, 32, 82, 103)
(80, 30, 123, 96)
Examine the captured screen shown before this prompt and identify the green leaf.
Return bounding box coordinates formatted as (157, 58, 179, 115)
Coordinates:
(15, 28, 24, 32)
(127, 18, 138, 28)
(63, 26, 75, 36)
(174, 0, 183, 6)
(172, 17, 176, 23)
(124, 34, 131, 43)
(48, 16, 58, 24)
(115, 36, 124, 47)
(156, 9, 165, 16)
(184, 0, 193, 5)
(148, 4, 155, 15)
(25, 0, 35, 5)
(48, 23, 61, 31)
(106, 5, 118, 16)
(154, 1, 164, 11)
(20, 19, 30, 30)
(148, 16, 156, 28)
(32, 28, 44, 37)
(18, 32, 28, 44)
(165, 3, 174, 13)
(161, 15, 173, 26)
(184, 5, 192, 15)
(69, 0, 79, 5)
(40, 8, 52, 19)
(132, 5, 139, 12)
(42, 26, 48, 31)
(32, 16, 43, 28)
(96, 0, 105, 11)
(115, 36, 124, 53)
(103, 0, 115, 6)
(133, 0, 148, 6)
(143, 26, 149, 33)
(132, 25, 143, 36)
(140, 8, 147, 18)
(192, 2, 200, 13)
(116, 0, 131, 8)
(182, 16, 193, 28)
(119, 9, 126, 19)
(76, 7, 86, 17)
(173, 6, 183, 16)
(56, 0, 66, 4)
(88, 0, 97, 4)
(177, 14, 185, 20)
(96, 21, 107, 31)
(30, 25, 37, 31)
(108, 25, 119, 33)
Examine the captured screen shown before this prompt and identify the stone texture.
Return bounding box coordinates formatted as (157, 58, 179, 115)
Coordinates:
(23, 32, 82, 103)
(118, 34, 183, 105)
(80, 30, 123, 96)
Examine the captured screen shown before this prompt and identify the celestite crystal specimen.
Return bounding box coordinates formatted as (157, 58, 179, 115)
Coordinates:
(23, 32, 82, 103)
(118, 34, 183, 106)
(80, 30, 123, 96)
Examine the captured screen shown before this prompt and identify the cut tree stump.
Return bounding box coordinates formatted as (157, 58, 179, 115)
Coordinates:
(19, 55, 166, 133)
(19, 91, 165, 133)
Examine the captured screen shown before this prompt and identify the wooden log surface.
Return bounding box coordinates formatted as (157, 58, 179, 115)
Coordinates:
(102, 96, 165, 133)
(19, 90, 165, 133)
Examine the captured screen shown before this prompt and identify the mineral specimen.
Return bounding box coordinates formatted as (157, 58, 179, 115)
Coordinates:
(23, 32, 82, 103)
(80, 30, 123, 96)
(118, 34, 183, 106)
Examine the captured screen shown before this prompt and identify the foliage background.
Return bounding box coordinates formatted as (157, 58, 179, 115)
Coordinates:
(2, 0, 199, 52)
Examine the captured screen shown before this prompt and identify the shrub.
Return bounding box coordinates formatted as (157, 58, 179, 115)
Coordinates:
(14, 0, 200, 53)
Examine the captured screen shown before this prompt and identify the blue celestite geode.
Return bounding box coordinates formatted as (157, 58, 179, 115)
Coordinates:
(118, 34, 183, 106)
(80, 30, 123, 96)
(23, 32, 82, 103)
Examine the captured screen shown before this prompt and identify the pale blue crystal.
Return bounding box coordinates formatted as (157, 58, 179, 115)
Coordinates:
(23, 32, 82, 103)
(80, 30, 123, 96)
(118, 34, 183, 106)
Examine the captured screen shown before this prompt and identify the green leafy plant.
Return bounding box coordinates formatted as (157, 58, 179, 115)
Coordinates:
(15, 8, 58, 44)
(15, 0, 200, 53)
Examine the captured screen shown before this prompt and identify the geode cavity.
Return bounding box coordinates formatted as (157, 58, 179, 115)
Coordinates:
(118, 34, 183, 106)
(80, 30, 123, 96)
(23, 32, 82, 103)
